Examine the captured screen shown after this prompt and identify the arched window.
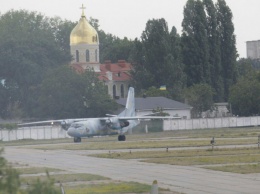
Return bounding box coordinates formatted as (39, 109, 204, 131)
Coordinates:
(95, 49, 98, 62)
(86, 50, 90, 62)
(76, 50, 79, 62)
(121, 84, 124, 98)
(113, 85, 116, 99)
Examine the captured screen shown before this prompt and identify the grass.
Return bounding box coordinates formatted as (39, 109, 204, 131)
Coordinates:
(20, 173, 109, 185)
(30, 137, 259, 151)
(205, 163, 260, 174)
(17, 167, 62, 174)
(19, 173, 173, 194)
(91, 147, 260, 166)
(63, 182, 153, 194)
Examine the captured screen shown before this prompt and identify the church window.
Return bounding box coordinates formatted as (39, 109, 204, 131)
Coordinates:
(76, 50, 79, 62)
(113, 85, 116, 99)
(95, 49, 98, 61)
(92, 36, 95, 42)
(86, 50, 90, 62)
(121, 84, 124, 98)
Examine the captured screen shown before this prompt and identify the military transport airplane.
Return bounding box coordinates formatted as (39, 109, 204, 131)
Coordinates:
(19, 87, 179, 142)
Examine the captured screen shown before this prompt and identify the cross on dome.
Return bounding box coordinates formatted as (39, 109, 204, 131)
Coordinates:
(80, 4, 86, 17)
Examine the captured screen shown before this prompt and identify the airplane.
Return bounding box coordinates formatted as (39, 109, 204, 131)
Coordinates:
(18, 87, 180, 143)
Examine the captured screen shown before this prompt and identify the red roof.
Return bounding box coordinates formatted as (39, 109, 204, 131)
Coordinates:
(71, 60, 132, 82)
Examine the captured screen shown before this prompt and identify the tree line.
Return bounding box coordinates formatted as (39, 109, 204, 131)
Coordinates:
(0, 0, 259, 119)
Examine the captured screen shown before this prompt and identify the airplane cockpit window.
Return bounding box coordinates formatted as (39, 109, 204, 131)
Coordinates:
(71, 123, 83, 128)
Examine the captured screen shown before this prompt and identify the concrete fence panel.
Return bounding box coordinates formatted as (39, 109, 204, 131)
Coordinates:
(237, 117, 245, 127)
(178, 120, 187, 130)
(31, 129, 38, 140)
(192, 119, 200, 129)
(222, 118, 230, 128)
(244, 117, 252, 126)
(44, 127, 52, 139)
(1, 130, 9, 141)
(171, 120, 179, 130)
(9, 130, 17, 141)
(229, 117, 237, 127)
(185, 120, 193, 130)
(207, 119, 215, 128)
(251, 117, 258, 126)
(163, 116, 260, 131)
(199, 119, 207, 129)
(163, 120, 172, 131)
(214, 118, 222, 128)
(16, 129, 24, 140)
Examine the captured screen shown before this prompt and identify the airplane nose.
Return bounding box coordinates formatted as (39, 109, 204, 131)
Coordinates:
(67, 127, 75, 136)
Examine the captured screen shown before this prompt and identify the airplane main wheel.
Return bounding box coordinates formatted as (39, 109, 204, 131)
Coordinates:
(74, 137, 81, 143)
(118, 135, 126, 141)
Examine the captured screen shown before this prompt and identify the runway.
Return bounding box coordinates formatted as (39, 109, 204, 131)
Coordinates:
(3, 145, 260, 194)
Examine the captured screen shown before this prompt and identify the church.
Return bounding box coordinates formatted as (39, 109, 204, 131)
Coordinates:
(70, 5, 131, 99)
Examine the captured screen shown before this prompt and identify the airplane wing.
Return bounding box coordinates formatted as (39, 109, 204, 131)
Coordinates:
(18, 118, 88, 126)
(117, 116, 181, 121)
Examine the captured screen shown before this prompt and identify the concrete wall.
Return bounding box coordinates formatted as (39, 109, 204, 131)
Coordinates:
(0, 126, 69, 142)
(1, 116, 260, 141)
(164, 116, 260, 131)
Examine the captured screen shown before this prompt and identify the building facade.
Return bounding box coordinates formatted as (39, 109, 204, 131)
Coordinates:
(70, 5, 131, 98)
(246, 40, 260, 59)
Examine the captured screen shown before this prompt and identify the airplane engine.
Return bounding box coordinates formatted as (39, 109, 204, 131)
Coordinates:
(61, 120, 73, 130)
(120, 121, 130, 128)
(105, 119, 113, 127)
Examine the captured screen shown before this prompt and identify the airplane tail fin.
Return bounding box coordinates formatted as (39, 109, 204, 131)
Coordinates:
(119, 87, 135, 117)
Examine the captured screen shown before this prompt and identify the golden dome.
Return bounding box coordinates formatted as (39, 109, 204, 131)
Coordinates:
(70, 5, 99, 45)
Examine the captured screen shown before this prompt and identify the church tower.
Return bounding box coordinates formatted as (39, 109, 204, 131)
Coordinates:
(70, 5, 100, 72)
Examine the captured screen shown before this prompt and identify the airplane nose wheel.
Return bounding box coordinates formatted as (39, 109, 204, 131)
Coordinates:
(74, 137, 81, 143)
(118, 135, 126, 141)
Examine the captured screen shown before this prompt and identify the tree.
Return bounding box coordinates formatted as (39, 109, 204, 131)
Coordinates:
(26, 172, 60, 194)
(203, 0, 224, 101)
(0, 149, 20, 194)
(181, 0, 210, 86)
(37, 66, 116, 119)
(229, 72, 260, 116)
(0, 10, 73, 118)
(236, 58, 255, 77)
(216, 0, 238, 101)
(184, 83, 214, 118)
(131, 19, 186, 99)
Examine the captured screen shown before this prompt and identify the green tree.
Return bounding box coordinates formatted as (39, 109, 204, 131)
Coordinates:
(37, 66, 116, 119)
(184, 83, 214, 118)
(0, 10, 72, 118)
(26, 172, 59, 194)
(0, 149, 20, 194)
(181, 0, 210, 86)
(236, 58, 255, 77)
(216, 0, 238, 100)
(131, 18, 186, 99)
(203, 0, 223, 101)
(229, 72, 260, 116)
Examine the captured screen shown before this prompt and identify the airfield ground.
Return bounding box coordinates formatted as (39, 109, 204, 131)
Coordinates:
(2, 127, 260, 194)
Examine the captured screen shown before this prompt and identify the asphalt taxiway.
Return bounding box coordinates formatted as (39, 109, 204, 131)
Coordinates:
(3, 145, 260, 194)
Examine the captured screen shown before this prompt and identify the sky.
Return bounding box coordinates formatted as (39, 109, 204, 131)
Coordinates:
(1, 0, 260, 58)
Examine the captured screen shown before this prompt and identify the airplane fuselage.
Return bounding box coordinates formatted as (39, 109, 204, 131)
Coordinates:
(67, 118, 139, 139)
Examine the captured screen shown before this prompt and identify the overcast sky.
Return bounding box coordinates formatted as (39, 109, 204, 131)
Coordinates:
(1, 0, 260, 58)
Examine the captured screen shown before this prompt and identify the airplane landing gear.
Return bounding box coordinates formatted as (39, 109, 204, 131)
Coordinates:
(74, 137, 81, 143)
(118, 135, 126, 141)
